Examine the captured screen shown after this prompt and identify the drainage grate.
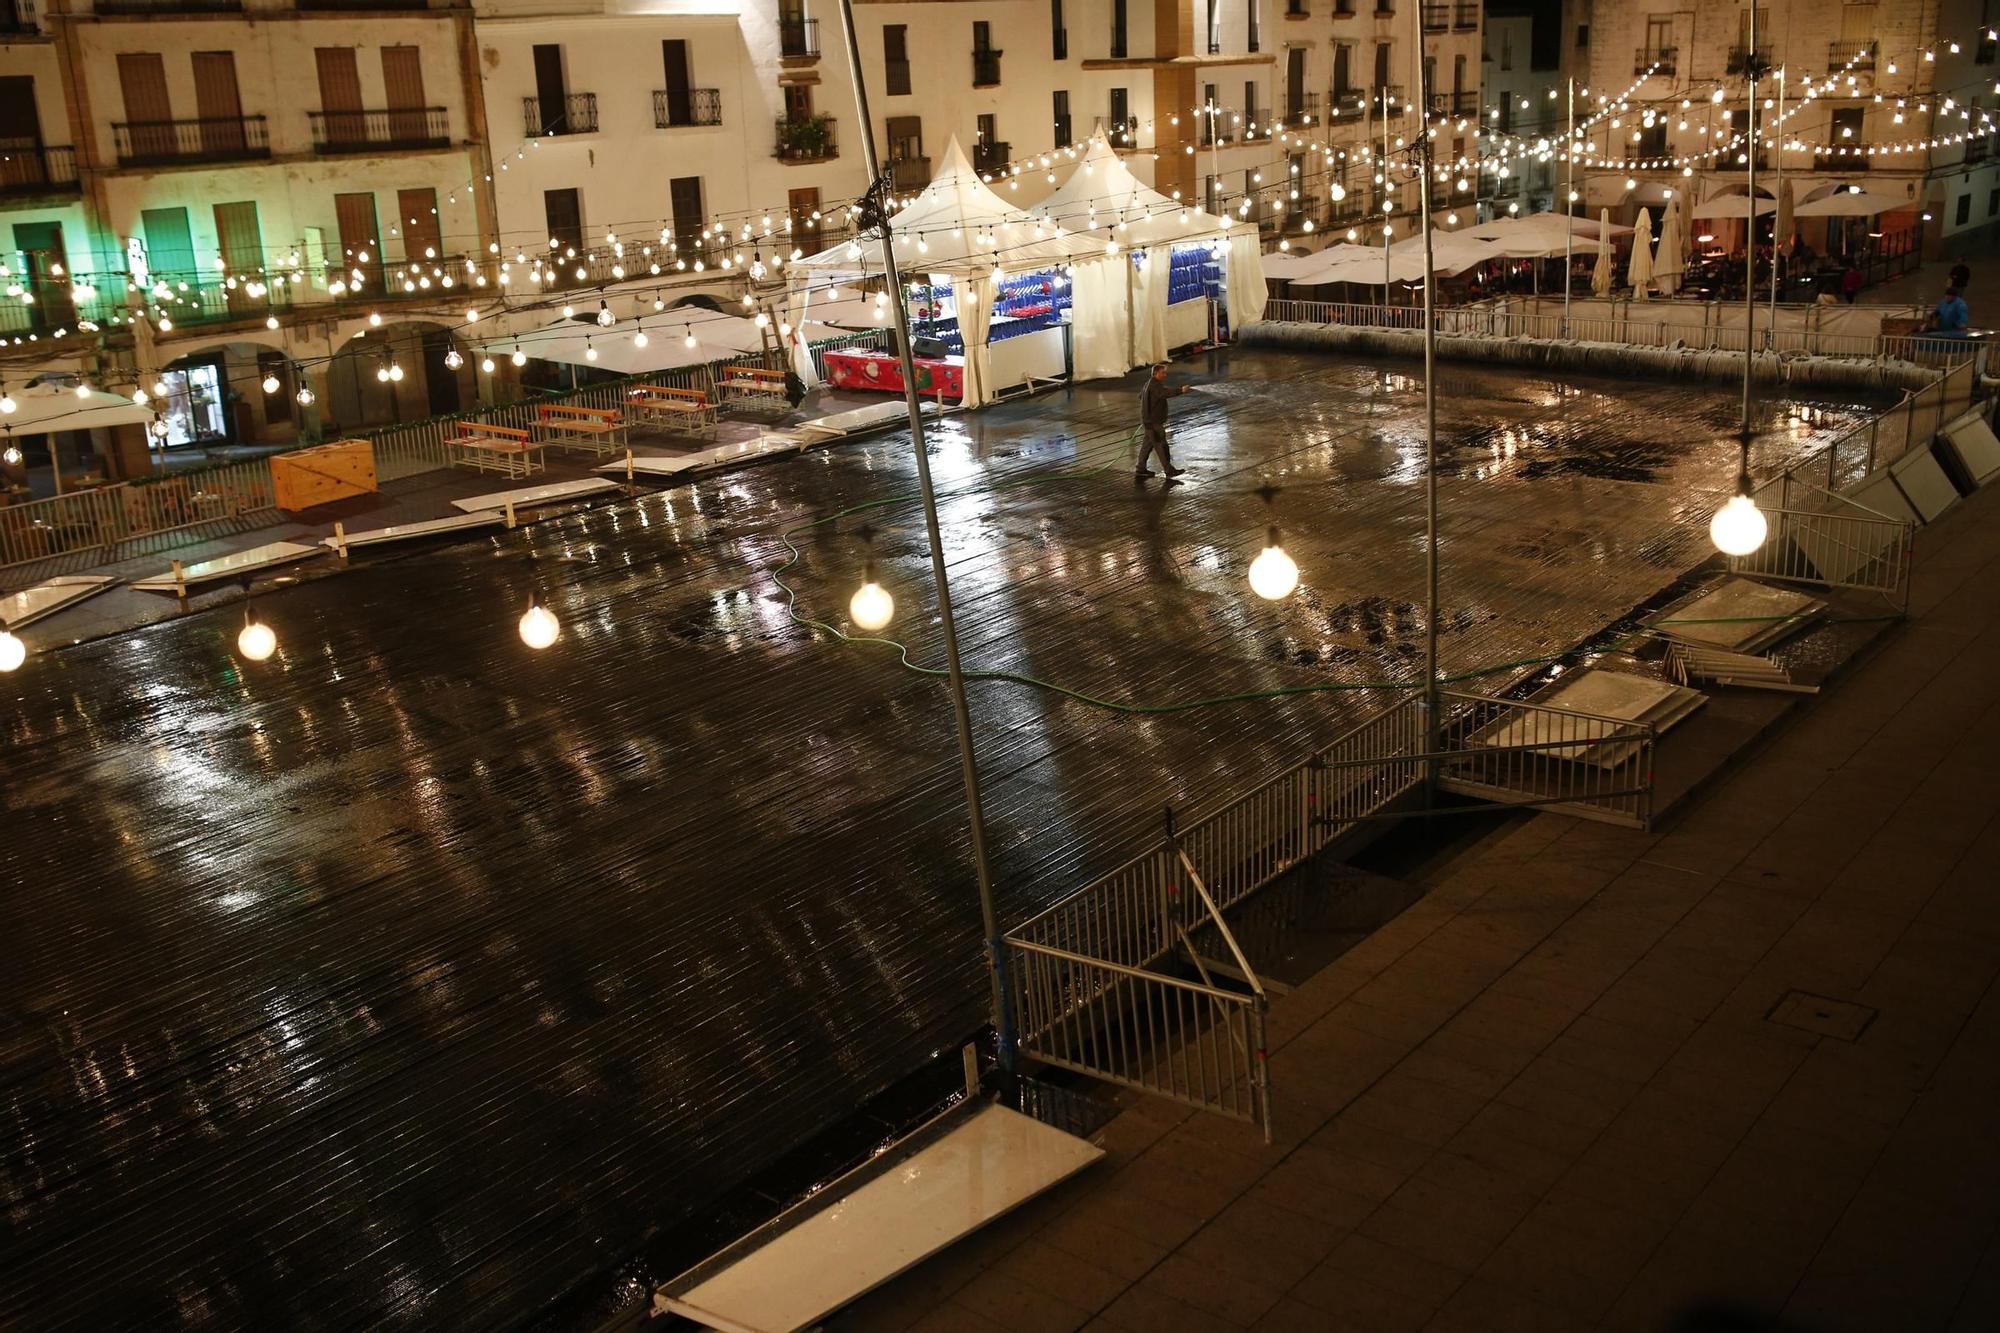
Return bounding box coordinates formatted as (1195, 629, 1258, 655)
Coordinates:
(1767, 990, 1878, 1042)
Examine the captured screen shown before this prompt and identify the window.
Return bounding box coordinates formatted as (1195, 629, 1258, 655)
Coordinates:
(382, 47, 429, 142)
(1452, 54, 1465, 94)
(783, 84, 812, 122)
(1500, 28, 1512, 69)
(1248, 0, 1260, 53)
(669, 176, 703, 257)
(333, 192, 380, 289)
(1373, 41, 1390, 89)
(972, 21, 1000, 85)
(1645, 15, 1671, 57)
(531, 44, 569, 133)
(1576, 23, 1589, 48)
(1957, 193, 1972, 225)
(884, 26, 911, 96)
(1423, 55, 1436, 98)
(1053, 89, 1071, 147)
(1637, 122, 1666, 156)
(314, 49, 361, 145)
(973, 20, 993, 50)
(1285, 50, 1303, 115)
(1110, 86, 1128, 128)
(1244, 80, 1258, 124)
(1990, 187, 1999, 216)
(1207, 0, 1220, 56)
(977, 112, 996, 145)
(1832, 106, 1864, 141)
(398, 187, 440, 262)
(1113, 0, 1128, 59)
(212, 200, 261, 312)
(660, 39, 695, 126)
(1052, 0, 1067, 59)
(788, 186, 821, 243)
(1333, 43, 1352, 94)
(544, 186, 583, 253)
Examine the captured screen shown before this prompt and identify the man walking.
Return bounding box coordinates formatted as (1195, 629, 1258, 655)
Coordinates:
(1136, 363, 1186, 480)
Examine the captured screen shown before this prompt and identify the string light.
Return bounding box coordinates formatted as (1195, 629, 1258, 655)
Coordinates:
(236, 610, 277, 663)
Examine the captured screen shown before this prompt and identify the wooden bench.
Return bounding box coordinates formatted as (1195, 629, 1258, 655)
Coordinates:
(717, 364, 789, 409)
(627, 383, 719, 435)
(450, 421, 545, 479)
(533, 403, 629, 457)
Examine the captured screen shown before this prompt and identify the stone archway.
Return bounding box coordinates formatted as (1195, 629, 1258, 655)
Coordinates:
(322, 319, 476, 434)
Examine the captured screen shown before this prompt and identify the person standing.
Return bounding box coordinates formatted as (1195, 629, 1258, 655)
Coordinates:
(1841, 263, 1863, 304)
(1136, 363, 1186, 480)
(1932, 284, 1970, 336)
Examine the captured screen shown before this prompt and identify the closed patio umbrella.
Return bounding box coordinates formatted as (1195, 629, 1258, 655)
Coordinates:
(1590, 211, 1614, 297)
(1654, 194, 1685, 297)
(1627, 207, 1655, 299)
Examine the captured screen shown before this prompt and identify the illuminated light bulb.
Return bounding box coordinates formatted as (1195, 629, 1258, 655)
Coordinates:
(512, 345, 527, 367)
(132, 388, 149, 406)
(479, 355, 495, 373)
(75, 382, 90, 399)
(1248, 529, 1300, 601)
(1710, 492, 1767, 556)
(376, 364, 390, 383)
(389, 362, 404, 382)
(265, 315, 279, 331)
(367, 311, 382, 326)
(0, 629, 25, 673)
(236, 612, 277, 663)
(684, 326, 698, 349)
(2, 444, 18, 464)
(849, 574, 894, 631)
(596, 300, 613, 327)
(518, 600, 560, 650)
(261, 374, 281, 394)
(584, 339, 598, 361)
(296, 386, 316, 406)
(634, 328, 649, 348)
(562, 303, 575, 319)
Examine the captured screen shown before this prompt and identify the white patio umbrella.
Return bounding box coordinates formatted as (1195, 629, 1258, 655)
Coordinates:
(1791, 188, 1911, 217)
(1590, 210, 1615, 297)
(1654, 194, 1685, 297)
(1627, 208, 1655, 300)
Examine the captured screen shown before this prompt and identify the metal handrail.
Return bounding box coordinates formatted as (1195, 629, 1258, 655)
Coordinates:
(653, 88, 722, 128)
(523, 93, 597, 136)
(309, 107, 449, 152)
(112, 116, 268, 165)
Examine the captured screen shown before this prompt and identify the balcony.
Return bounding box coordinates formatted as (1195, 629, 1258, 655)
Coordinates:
(1199, 108, 1240, 146)
(773, 114, 837, 162)
(654, 88, 722, 128)
(1726, 45, 1771, 74)
(308, 107, 449, 153)
(1453, 1, 1476, 28)
(1094, 116, 1136, 141)
(1450, 88, 1477, 115)
(113, 116, 268, 166)
(973, 139, 1010, 174)
(1327, 88, 1366, 121)
(0, 141, 77, 194)
(1373, 83, 1406, 111)
(1283, 91, 1318, 122)
(524, 93, 596, 136)
(1636, 46, 1676, 76)
(95, 0, 238, 12)
(1, 0, 38, 33)
(1421, 3, 1446, 31)
(972, 49, 1002, 87)
(1285, 0, 1305, 15)
(779, 17, 819, 59)
(888, 155, 930, 191)
(1829, 42, 1875, 72)
(298, 0, 429, 8)
(1333, 0, 1355, 13)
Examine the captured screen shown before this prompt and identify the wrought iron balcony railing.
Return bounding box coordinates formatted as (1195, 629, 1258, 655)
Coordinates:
(1829, 42, 1875, 72)
(780, 17, 819, 58)
(1421, 3, 1446, 32)
(113, 115, 269, 166)
(309, 107, 449, 153)
(973, 139, 1010, 174)
(0, 140, 77, 193)
(888, 155, 931, 191)
(1636, 46, 1677, 76)
(653, 88, 722, 128)
(523, 93, 597, 137)
(1727, 44, 1772, 74)
(972, 50, 1002, 87)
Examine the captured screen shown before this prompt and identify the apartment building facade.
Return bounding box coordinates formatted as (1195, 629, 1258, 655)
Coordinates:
(1563, 0, 2000, 253)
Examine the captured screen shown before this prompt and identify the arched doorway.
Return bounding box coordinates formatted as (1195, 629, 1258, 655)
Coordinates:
(323, 321, 474, 432)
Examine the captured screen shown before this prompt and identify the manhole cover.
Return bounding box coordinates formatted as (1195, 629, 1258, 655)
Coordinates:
(1767, 990, 1877, 1042)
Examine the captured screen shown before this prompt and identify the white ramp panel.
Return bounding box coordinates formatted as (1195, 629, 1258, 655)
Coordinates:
(322, 512, 505, 550)
(1942, 411, 2000, 486)
(132, 541, 325, 591)
(658, 1103, 1102, 1333)
(2, 575, 118, 628)
(1888, 446, 1960, 523)
(449, 477, 620, 513)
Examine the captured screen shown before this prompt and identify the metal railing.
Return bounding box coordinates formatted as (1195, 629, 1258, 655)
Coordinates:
(1421, 1, 1446, 30)
(1830, 42, 1874, 72)
(308, 107, 449, 153)
(0, 458, 275, 570)
(1433, 692, 1655, 828)
(1454, 0, 1477, 28)
(1636, 46, 1677, 76)
(1327, 89, 1367, 121)
(524, 93, 597, 137)
(0, 141, 77, 193)
(95, 0, 237, 11)
(888, 155, 930, 190)
(1728, 44, 1772, 74)
(1285, 91, 1319, 121)
(972, 50, 1002, 86)
(653, 88, 722, 128)
(1450, 89, 1477, 115)
(1, 0, 37, 32)
(779, 16, 819, 58)
(973, 140, 1010, 174)
(112, 116, 269, 166)
(1727, 502, 1912, 601)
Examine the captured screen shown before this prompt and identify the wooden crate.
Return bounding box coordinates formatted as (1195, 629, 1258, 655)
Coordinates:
(271, 439, 378, 511)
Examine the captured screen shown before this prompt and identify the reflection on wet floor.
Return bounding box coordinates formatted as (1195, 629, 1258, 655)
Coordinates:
(0, 348, 1885, 1331)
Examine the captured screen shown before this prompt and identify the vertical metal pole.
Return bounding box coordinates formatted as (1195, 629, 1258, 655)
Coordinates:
(834, 0, 1014, 1073)
(1741, 6, 1757, 441)
(1415, 4, 1440, 780)
(1382, 88, 1392, 306)
(1563, 77, 1574, 335)
(1769, 67, 1784, 342)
